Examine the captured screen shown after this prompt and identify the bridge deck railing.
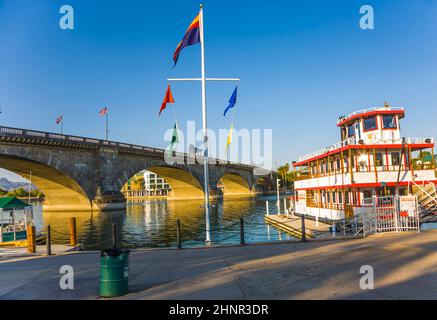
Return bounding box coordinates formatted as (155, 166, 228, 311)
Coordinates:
(0, 126, 256, 170)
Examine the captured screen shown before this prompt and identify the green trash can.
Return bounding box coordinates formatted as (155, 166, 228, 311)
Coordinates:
(100, 249, 130, 297)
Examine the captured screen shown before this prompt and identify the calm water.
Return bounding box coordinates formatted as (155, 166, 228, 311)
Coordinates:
(33, 195, 293, 250)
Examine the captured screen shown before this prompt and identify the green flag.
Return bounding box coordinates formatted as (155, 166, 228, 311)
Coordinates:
(170, 123, 179, 153)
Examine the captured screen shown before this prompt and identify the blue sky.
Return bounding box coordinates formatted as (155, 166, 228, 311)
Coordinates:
(1, 0, 437, 181)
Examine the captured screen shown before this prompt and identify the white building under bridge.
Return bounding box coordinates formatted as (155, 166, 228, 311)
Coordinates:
(123, 170, 171, 198)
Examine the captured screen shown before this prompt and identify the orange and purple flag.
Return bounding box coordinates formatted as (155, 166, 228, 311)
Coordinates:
(173, 13, 201, 66)
(159, 84, 175, 116)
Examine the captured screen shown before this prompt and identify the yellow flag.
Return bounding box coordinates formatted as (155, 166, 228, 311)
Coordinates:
(225, 123, 233, 154)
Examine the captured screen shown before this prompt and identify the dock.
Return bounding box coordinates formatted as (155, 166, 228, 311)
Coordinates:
(265, 214, 331, 239)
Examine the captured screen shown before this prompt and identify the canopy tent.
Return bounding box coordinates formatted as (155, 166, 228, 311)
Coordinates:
(0, 197, 31, 211)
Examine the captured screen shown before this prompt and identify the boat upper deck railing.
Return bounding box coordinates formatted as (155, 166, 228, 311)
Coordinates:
(297, 136, 434, 163)
(337, 107, 404, 125)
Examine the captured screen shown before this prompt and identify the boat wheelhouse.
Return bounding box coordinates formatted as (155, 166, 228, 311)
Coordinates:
(293, 103, 436, 221)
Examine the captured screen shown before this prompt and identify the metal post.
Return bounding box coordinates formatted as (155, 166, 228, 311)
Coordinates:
(199, 4, 211, 245)
(416, 197, 421, 233)
(283, 198, 287, 215)
(276, 178, 280, 213)
(46, 225, 51, 255)
(240, 218, 245, 246)
(332, 222, 336, 238)
(69, 217, 77, 247)
(28, 171, 32, 204)
(301, 215, 306, 242)
(266, 201, 269, 216)
(176, 219, 182, 249)
(112, 222, 117, 250)
(27, 225, 36, 254)
(394, 195, 399, 232)
(354, 216, 358, 235)
(343, 219, 346, 236)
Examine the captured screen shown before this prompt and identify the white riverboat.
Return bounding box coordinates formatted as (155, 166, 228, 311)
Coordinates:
(292, 103, 437, 226)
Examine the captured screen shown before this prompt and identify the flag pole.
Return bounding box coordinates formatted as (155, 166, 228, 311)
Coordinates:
(106, 111, 109, 140)
(61, 117, 64, 135)
(199, 3, 211, 245)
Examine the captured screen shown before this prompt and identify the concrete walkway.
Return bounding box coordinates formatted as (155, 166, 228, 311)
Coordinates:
(0, 230, 436, 300)
(0, 245, 81, 262)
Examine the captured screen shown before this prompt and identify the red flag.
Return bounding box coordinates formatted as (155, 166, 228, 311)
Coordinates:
(99, 107, 108, 116)
(56, 115, 63, 124)
(159, 84, 174, 116)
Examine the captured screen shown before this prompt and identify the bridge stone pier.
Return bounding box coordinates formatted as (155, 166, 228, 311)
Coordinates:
(0, 126, 273, 212)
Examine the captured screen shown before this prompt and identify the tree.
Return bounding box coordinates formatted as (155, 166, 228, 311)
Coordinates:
(276, 163, 299, 190)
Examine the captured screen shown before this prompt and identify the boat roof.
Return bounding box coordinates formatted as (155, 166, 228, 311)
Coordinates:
(0, 197, 31, 210)
(337, 106, 405, 127)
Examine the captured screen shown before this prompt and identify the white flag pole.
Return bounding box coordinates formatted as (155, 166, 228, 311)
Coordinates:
(199, 4, 211, 245)
(166, 4, 240, 245)
(106, 110, 109, 141)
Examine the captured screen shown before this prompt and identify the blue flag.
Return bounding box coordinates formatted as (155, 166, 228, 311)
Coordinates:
(223, 86, 238, 117)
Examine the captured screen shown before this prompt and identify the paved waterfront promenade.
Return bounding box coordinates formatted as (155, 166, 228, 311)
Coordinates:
(0, 230, 436, 300)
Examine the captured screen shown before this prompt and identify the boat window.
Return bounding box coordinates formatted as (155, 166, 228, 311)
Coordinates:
(363, 190, 373, 205)
(341, 127, 347, 140)
(363, 116, 377, 131)
(347, 124, 355, 137)
(338, 192, 343, 203)
(345, 191, 350, 205)
(391, 152, 401, 166)
(363, 190, 372, 199)
(382, 115, 397, 129)
(375, 153, 384, 166)
(399, 187, 407, 196)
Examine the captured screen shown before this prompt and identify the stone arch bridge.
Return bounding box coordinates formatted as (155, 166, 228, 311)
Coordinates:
(0, 126, 275, 211)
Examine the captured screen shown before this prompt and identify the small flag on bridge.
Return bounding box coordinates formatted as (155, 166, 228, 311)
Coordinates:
(159, 84, 175, 116)
(99, 107, 108, 116)
(223, 86, 238, 117)
(173, 12, 201, 66)
(56, 114, 63, 124)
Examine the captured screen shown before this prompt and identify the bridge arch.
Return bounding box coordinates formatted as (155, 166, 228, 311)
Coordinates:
(219, 173, 252, 197)
(0, 155, 94, 211)
(121, 166, 204, 200)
